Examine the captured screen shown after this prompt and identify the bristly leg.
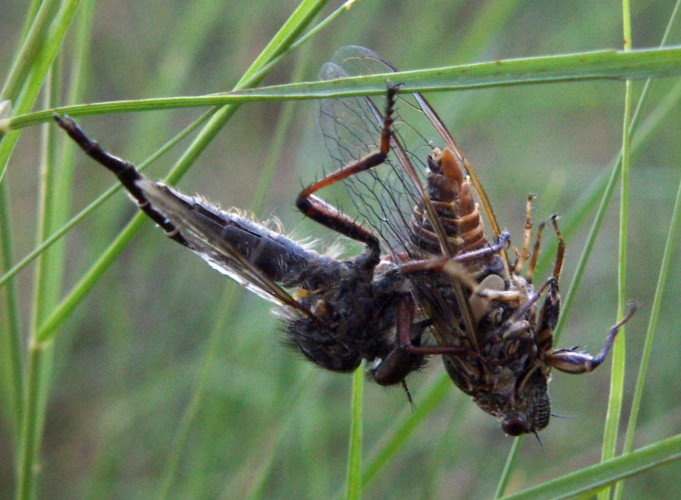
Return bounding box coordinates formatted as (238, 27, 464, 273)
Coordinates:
(514, 193, 536, 274)
(550, 214, 565, 281)
(525, 221, 545, 284)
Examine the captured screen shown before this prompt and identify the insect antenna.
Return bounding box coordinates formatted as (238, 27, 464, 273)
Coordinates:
(550, 413, 573, 419)
(401, 380, 416, 410)
(533, 430, 545, 454)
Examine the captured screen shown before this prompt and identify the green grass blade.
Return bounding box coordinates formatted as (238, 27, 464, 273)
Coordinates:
(18, 69, 63, 500)
(615, 159, 681, 499)
(502, 433, 681, 499)
(219, 47, 681, 98)
(0, 0, 69, 456)
(0, 0, 60, 104)
(614, 3, 681, 497)
(245, 0, 364, 87)
(16, 347, 46, 500)
(5, 46, 681, 131)
(0, 0, 80, 181)
(345, 367, 364, 500)
(495, 436, 524, 498)
(362, 375, 452, 488)
(599, 7, 633, 499)
(0, 185, 23, 441)
(7, 3, 81, 498)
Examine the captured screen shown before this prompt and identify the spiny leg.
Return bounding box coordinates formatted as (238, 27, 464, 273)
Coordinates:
(550, 214, 566, 280)
(526, 213, 567, 347)
(535, 275, 561, 351)
(526, 221, 545, 284)
(296, 85, 401, 260)
(531, 214, 566, 348)
(546, 303, 637, 374)
(398, 231, 510, 275)
(513, 194, 536, 274)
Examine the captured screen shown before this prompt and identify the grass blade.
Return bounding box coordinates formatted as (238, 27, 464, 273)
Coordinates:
(345, 367, 364, 500)
(598, 6, 633, 499)
(5, 46, 681, 131)
(502, 433, 681, 499)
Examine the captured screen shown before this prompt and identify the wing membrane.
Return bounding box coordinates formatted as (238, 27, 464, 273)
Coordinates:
(319, 46, 501, 262)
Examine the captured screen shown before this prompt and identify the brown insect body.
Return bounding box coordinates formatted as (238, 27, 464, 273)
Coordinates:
(312, 46, 636, 435)
(404, 144, 554, 434)
(402, 134, 632, 435)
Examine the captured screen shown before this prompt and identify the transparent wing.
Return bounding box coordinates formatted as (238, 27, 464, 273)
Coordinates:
(137, 179, 320, 318)
(318, 46, 504, 351)
(319, 45, 503, 261)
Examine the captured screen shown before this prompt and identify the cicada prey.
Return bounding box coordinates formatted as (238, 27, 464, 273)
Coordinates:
(315, 46, 636, 435)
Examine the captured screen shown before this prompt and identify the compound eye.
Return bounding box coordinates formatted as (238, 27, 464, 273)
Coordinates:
(501, 415, 529, 436)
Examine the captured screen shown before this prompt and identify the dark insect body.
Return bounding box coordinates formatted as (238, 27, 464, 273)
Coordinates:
(55, 46, 634, 435)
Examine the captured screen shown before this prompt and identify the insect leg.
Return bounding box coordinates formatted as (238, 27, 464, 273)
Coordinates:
(550, 214, 566, 280)
(398, 231, 510, 273)
(525, 221, 546, 283)
(532, 214, 567, 348)
(453, 231, 511, 263)
(545, 303, 637, 374)
(370, 294, 427, 386)
(296, 85, 401, 258)
(513, 194, 536, 274)
(53, 114, 188, 245)
(371, 293, 474, 387)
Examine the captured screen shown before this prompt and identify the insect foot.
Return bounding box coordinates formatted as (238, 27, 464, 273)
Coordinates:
(545, 302, 637, 374)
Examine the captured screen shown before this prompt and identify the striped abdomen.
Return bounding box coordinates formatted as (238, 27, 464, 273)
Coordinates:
(409, 147, 488, 260)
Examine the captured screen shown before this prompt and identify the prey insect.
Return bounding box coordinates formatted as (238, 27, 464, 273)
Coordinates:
(55, 46, 635, 435)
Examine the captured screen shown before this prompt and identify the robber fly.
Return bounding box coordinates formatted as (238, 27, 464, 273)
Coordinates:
(55, 46, 634, 436)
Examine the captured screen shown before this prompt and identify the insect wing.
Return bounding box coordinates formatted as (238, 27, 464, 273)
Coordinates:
(320, 46, 504, 258)
(319, 46, 505, 353)
(319, 47, 435, 259)
(55, 114, 319, 319)
(137, 179, 318, 318)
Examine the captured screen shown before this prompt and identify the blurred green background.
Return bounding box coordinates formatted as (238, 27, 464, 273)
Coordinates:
(2, 0, 681, 498)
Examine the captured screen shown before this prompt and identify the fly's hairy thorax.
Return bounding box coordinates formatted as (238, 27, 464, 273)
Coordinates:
(287, 256, 407, 373)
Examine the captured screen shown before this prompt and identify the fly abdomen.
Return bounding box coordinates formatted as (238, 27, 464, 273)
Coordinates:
(410, 147, 488, 257)
(136, 179, 342, 290)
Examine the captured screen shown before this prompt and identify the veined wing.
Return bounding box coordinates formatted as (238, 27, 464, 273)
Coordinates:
(137, 179, 325, 319)
(318, 46, 506, 352)
(319, 46, 505, 264)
